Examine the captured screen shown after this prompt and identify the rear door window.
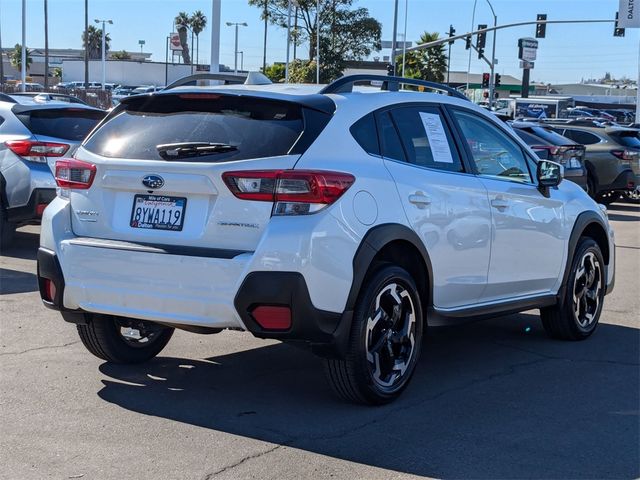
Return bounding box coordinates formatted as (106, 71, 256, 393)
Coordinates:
(83, 94, 306, 162)
(14, 108, 105, 141)
(390, 106, 464, 173)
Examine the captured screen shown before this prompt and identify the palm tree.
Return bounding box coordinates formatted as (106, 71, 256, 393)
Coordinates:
(10, 44, 32, 73)
(174, 11, 191, 64)
(190, 10, 207, 66)
(398, 32, 447, 83)
(82, 25, 111, 60)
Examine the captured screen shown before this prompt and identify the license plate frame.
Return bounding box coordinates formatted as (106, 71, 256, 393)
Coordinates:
(129, 194, 187, 231)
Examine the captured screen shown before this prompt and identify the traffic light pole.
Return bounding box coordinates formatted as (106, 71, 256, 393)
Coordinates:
(405, 19, 615, 53)
(488, 11, 497, 108)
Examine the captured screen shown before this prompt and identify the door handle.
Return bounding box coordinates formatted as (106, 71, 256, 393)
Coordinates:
(409, 193, 431, 208)
(490, 198, 509, 210)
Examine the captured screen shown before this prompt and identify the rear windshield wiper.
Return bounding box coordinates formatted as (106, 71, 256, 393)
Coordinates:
(156, 142, 237, 160)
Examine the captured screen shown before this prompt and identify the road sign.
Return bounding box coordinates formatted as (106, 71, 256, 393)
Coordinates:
(170, 33, 182, 51)
(520, 60, 535, 69)
(381, 40, 413, 49)
(518, 37, 538, 62)
(619, 0, 640, 28)
(138, 40, 146, 45)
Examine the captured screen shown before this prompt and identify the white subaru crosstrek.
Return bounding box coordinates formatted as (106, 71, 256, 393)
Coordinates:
(38, 75, 615, 404)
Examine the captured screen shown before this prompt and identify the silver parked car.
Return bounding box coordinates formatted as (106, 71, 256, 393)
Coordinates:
(0, 95, 105, 248)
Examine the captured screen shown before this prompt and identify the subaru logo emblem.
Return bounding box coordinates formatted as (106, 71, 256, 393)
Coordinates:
(142, 175, 164, 190)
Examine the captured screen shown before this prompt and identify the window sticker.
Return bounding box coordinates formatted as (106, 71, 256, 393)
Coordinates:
(419, 112, 454, 163)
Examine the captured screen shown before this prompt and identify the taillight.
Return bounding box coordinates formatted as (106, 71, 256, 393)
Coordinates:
(54, 159, 96, 190)
(222, 170, 355, 216)
(5, 140, 69, 163)
(611, 150, 636, 165)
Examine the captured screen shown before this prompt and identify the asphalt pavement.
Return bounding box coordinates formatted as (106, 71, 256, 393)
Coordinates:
(1, 203, 638, 480)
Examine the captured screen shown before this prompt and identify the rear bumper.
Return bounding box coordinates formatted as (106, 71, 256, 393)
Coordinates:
(7, 188, 56, 223)
(603, 169, 635, 192)
(38, 196, 359, 348)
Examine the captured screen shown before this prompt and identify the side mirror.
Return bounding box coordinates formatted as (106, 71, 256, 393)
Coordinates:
(537, 160, 563, 188)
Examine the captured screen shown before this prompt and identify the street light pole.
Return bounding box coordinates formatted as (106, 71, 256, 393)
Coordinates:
(226, 22, 248, 75)
(285, 0, 292, 82)
(401, 0, 408, 77)
(95, 19, 112, 90)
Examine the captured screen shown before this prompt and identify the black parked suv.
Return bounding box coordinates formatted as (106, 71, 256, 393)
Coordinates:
(510, 122, 587, 191)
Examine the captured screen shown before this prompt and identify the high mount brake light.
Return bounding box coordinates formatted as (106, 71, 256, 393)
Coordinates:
(55, 159, 97, 190)
(5, 140, 69, 163)
(222, 170, 355, 216)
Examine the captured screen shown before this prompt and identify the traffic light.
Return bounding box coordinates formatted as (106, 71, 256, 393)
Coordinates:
(448, 25, 456, 45)
(494, 73, 501, 88)
(614, 12, 625, 37)
(476, 24, 487, 49)
(482, 73, 490, 88)
(465, 36, 471, 50)
(536, 14, 547, 38)
(387, 63, 395, 76)
(476, 24, 487, 59)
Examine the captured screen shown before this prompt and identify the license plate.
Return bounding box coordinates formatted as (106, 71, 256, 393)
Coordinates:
(130, 194, 187, 231)
(569, 157, 582, 169)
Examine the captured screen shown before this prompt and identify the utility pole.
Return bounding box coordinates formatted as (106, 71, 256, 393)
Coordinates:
(0, 0, 5, 86)
(44, 0, 49, 89)
(262, 0, 268, 71)
(210, 0, 221, 73)
(21, 0, 26, 92)
(84, 0, 88, 88)
(316, 0, 320, 83)
(390, 0, 399, 74)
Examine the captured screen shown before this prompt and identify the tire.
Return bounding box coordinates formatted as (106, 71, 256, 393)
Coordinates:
(76, 314, 174, 363)
(324, 265, 424, 405)
(0, 206, 16, 251)
(541, 237, 605, 341)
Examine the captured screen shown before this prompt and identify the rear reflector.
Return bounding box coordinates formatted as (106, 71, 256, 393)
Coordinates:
(222, 170, 355, 215)
(36, 203, 48, 216)
(55, 159, 97, 190)
(43, 279, 56, 302)
(5, 140, 69, 163)
(251, 305, 292, 331)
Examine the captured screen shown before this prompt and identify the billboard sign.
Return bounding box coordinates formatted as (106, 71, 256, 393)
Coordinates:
(170, 33, 182, 51)
(518, 37, 538, 62)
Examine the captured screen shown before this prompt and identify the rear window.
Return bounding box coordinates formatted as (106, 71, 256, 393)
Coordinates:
(15, 108, 105, 141)
(84, 94, 305, 161)
(527, 126, 575, 145)
(514, 129, 545, 146)
(610, 131, 640, 148)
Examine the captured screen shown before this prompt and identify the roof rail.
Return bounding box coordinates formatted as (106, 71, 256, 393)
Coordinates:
(164, 72, 272, 90)
(319, 74, 469, 101)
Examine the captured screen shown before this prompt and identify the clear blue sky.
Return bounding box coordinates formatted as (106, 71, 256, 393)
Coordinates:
(0, 0, 637, 84)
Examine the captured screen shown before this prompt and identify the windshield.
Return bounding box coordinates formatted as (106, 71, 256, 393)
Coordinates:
(611, 131, 640, 149)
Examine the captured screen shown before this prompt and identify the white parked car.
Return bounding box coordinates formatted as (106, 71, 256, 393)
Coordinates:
(37, 75, 615, 404)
